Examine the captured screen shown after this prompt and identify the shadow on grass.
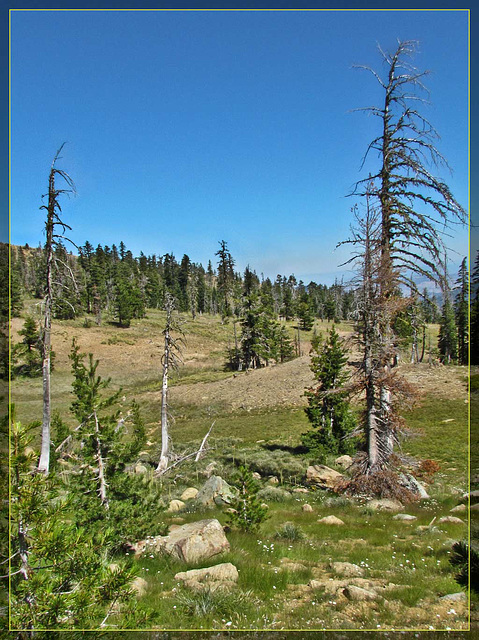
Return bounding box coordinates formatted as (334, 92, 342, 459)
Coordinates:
(261, 442, 309, 455)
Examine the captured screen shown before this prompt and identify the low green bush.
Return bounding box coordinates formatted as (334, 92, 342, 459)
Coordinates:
(257, 486, 292, 503)
(274, 522, 306, 541)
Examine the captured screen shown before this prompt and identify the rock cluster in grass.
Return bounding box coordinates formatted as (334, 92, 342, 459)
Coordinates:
(330, 562, 365, 578)
(279, 559, 308, 573)
(174, 562, 239, 592)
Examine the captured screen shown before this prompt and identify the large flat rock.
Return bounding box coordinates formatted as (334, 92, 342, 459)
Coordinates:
(135, 518, 230, 564)
(306, 465, 343, 488)
(174, 562, 238, 592)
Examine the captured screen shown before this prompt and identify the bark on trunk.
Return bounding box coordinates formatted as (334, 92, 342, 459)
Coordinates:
(38, 171, 55, 475)
(94, 411, 109, 510)
(233, 320, 242, 371)
(156, 327, 170, 473)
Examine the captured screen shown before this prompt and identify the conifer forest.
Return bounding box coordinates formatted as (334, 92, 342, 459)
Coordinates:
(3, 29, 476, 636)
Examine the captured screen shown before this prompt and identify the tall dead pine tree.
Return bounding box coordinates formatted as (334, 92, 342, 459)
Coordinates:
(38, 145, 76, 474)
(351, 40, 466, 471)
(156, 293, 184, 473)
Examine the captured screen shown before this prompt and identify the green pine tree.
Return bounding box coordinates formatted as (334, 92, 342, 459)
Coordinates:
(65, 341, 162, 547)
(471, 250, 479, 365)
(13, 316, 43, 378)
(9, 418, 142, 630)
(438, 294, 458, 364)
(227, 465, 268, 533)
(302, 325, 356, 459)
(297, 301, 315, 331)
(454, 257, 469, 365)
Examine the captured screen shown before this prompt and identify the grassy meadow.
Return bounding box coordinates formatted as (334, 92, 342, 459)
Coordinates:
(10, 304, 471, 631)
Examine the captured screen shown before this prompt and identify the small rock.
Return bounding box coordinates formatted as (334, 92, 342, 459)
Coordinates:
(131, 577, 148, 597)
(203, 462, 217, 478)
(335, 455, 353, 469)
(180, 487, 199, 501)
(330, 562, 364, 577)
(438, 516, 465, 524)
(279, 560, 308, 572)
(252, 472, 261, 480)
(108, 563, 120, 572)
(225, 508, 237, 514)
(260, 503, 269, 509)
(367, 498, 403, 512)
(399, 473, 429, 499)
(450, 504, 467, 513)
(416, 525, 439, 532)
(302, 504, 313, 512)
(268, 476, 279, 485)
(342, 585, 377, 601)
(167, 499, 186, 513)
(393, 514, 417, 521)
(135, 463, 149, 475)
(317, 515, 345, 526)
(440, 592, 467, 602)
(174, 562, 239, 592)
(471, 504, 479, 512)
(309, 579, 329, 590)
(293, 488, 309, 494)
(289, 583, 313, 594)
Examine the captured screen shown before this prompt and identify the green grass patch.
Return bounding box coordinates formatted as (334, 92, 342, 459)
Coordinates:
(401, 396, 468, 485)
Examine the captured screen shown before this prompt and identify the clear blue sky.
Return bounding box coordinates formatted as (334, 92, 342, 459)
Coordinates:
(10, 9, 469, 286)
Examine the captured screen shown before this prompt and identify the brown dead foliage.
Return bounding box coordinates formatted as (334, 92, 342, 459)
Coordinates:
(336, 469, 418, 503)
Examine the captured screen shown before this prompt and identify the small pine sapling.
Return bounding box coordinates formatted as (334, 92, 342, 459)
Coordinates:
(9, 418, 139, 630)
(227, 465, 268, 533)
(302, 325, 356, 460)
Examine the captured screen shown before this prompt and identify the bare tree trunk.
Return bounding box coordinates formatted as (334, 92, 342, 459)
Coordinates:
(366, 379, 379, 470)
(157, 326, 170, 473)
(38, 145, 75, 474)
(419, 325, 426, 363)
(233, 320, 242, 371)
(195, 421, 215, 462)
(410, 324, 418, 363)
(94, 411, 109, 510)
(38, 171, 55, 475)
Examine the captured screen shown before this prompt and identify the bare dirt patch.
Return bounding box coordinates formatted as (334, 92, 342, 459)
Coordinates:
(165, 358, 467, 414)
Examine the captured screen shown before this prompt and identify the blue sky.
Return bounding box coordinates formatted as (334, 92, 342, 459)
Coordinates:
(10, 9, 469, 285)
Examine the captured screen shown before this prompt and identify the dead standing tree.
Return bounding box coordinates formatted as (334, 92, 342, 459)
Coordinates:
(156, 293, 185, 474)
(342, 197, 414, 475)
(350, 40, 466, 471)
(38, 145, 76, 474)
